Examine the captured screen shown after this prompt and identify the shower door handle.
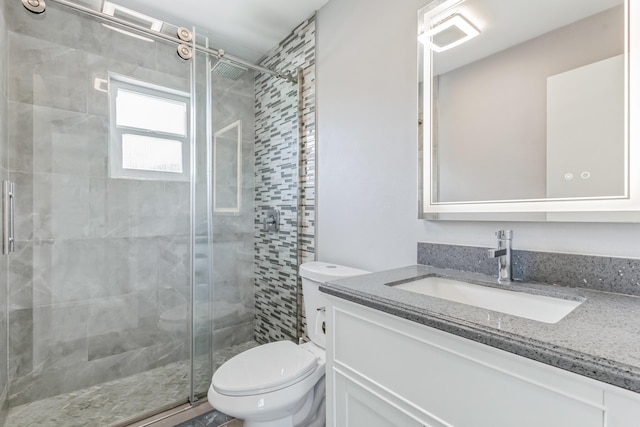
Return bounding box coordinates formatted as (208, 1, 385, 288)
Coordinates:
(3, 180, 15, 254)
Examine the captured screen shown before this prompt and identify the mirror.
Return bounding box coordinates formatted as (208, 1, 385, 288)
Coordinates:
(419, 0, 640, 221)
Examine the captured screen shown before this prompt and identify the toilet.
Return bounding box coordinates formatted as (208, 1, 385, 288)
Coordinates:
(207, 261, 369, 427)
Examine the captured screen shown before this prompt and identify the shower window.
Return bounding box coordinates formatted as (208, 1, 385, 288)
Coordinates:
(109, 75, 190, 180)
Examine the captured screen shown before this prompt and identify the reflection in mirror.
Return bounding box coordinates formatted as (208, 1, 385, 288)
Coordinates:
(213, 120, 242, 213)
(420, 0, 627, 205)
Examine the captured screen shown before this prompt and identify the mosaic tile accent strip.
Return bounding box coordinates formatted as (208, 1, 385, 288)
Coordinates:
(254, 14, 316, 344)
(417, 242, 640, 296)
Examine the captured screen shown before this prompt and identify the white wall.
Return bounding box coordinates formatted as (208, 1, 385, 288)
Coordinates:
(316, 0, 640, 273)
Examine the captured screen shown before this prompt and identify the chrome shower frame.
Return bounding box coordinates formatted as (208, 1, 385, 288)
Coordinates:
(35, 0, 297, 83)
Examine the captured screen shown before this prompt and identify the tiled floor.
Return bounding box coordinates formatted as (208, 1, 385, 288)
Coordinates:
(5, 341, 256, 427)
(173, 406, 233, 427)
(125, 402, 242, 427)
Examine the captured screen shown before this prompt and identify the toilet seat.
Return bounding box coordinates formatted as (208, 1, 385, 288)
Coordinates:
(212, 341, 318, 397)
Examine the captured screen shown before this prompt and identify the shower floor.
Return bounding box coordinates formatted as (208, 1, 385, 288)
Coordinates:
(4, 341, 258, 427)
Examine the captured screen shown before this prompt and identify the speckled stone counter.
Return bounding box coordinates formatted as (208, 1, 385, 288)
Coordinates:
(320, 265, 640, 394)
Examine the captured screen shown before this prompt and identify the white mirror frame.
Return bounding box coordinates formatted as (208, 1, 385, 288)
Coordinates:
(420, 0, 639, 220)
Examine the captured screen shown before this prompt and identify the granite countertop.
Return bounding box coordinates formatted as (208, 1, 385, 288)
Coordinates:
(320, 265, 640, 394)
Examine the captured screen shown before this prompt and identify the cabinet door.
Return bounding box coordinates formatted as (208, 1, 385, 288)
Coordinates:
(605, 389, 640, 427)
(330, 300, 605, 427)
(334, 372, 427, 427)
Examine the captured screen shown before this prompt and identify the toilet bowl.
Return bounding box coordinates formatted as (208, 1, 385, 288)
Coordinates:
(207, 262, 369, 427)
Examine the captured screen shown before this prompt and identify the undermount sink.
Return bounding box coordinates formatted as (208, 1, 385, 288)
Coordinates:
(390, 276, 583, 324)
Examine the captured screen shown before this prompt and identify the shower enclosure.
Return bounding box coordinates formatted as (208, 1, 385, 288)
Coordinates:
(0, 0, 310, 425)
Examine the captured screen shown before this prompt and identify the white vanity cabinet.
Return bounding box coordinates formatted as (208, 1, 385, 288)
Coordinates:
(326, 297, 640, 427)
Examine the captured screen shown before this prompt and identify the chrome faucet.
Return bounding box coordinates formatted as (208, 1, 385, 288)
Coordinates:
(487, 230, 512, 282)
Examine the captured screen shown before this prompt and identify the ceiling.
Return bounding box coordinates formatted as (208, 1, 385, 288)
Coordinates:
(111, 0, 330, 62)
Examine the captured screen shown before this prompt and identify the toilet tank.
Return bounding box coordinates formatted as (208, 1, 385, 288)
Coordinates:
(299, 262, 369, 349)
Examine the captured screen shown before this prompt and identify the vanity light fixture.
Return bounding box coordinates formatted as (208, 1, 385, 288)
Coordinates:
(419, 12, 480, 52)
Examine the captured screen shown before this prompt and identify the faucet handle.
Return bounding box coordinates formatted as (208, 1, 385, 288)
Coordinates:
(488, 248, 507, 258)
(496, 229, 513, 240)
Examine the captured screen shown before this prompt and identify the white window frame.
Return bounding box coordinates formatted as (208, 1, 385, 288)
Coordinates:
(108, 74, 190, 181)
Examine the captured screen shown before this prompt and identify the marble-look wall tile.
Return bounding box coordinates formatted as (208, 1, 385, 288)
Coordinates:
(3, 0, 260, 411)
(212, 87, 255, 140)
(36, 337, 88, 371)
(129, 238, 160, 292)
(0, 0, 6, 99)
(212, 66, 256, 98)
(8, 308, 33, 379)
(6, 1, 158, 72)
(157, 235, 190, 291)
(7, 240, 32, 310)
(129, 181, 190, 238)
(0, 93, 6, 173)
(207, 63, 257, 355)
(50, 115, 108, 177)
(8, 339, 188, 407)
(8, 33, 88, 113)
(48, 238, 129, 303)
(212, 321, 254, 353)
(0, 311, 6, 427)
(0, 3, 8, 423)
(211, 239, 254, 328)
(7, 101, 33, 174)
(33, 303, 88, 350)
(135, 288, 160, 321)
(163, 182, 191, 218)
(88, 177, 130, 239)
(30, 239, 53, 308)
(51, 175, 90, 240)
(10, 171, 34, 243)
(8, 102, 108, 177)
(31, 173, 53, 242)
(0, 98, 6, 180)
(4, 2, 195, 413)
(87, 317, 174, 361)
(87, 295, 139, 337)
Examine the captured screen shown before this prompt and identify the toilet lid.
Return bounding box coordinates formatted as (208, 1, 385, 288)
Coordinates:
(212, 341, 318, 396)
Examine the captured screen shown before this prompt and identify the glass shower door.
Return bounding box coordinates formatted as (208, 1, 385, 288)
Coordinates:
(5, 1, 195, 425)
(190, 35, 303, 398)
(190, 42, 262, 399)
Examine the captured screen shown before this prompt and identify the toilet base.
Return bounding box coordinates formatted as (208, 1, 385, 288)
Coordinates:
(242, 415, 294, 427)
(209, 374, 326, 427)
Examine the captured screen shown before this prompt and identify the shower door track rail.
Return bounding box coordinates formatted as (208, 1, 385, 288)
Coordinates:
(47, 0, 297, 82)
